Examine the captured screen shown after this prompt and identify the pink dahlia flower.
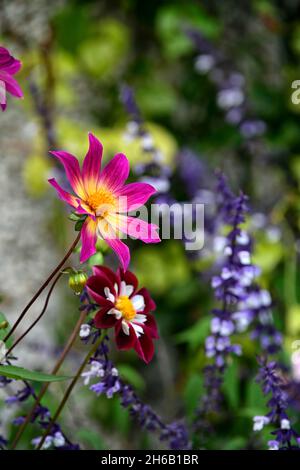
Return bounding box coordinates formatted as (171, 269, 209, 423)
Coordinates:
(49, 133, 160, 269)
(0, 46, 23, 111)
(86, 266, 159, 363)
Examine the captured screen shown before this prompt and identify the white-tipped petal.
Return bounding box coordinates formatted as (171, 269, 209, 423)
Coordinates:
(131, 295, 145, 312)
(107, 308, 122, 320)
(104, 287, 115, 303)
(121, 320, 130, 335)
(125, 284, 134, 297)
(135, 314, 147, 323)
(119, 281, 126, 296)
(132, 322, 144, 338)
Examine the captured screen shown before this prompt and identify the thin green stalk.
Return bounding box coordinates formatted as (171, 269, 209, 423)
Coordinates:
(36, 331, 106, 450)
(11, 309, 87, 450)
(4, 232, 81, 342)
(6, 272, 63, 357)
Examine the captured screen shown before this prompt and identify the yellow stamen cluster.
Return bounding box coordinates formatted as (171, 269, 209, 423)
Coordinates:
(86, 188, 116, 213)
(115, 296, 136, 321)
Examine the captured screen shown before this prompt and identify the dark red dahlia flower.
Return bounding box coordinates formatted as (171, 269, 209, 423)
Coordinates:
(86, 266, 159, 363)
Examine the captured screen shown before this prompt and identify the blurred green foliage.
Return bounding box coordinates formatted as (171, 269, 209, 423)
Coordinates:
(1, 0, 300, 451)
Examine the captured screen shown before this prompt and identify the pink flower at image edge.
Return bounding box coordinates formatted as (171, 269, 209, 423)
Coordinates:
(0, 46, 23, 111)
(86, 266, 159, 363)
(48, 133, 160, 270)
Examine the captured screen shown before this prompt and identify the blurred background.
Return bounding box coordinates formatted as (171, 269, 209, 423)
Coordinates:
(0, 0, 300, 450)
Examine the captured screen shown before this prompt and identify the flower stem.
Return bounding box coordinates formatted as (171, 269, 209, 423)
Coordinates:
(4, 232, 81, 343)
(6, 272, 63, 357)
(36, 331, 105, 450)
(10, 309, 87, 450)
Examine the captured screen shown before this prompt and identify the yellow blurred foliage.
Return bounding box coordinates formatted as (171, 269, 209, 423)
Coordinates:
(133, 241, 191, 295)
(56, 118, 177, 168)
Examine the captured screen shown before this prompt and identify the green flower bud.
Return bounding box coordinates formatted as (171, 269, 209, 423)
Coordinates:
(68, 271, 88, 295)
(0, 320, 8, 330)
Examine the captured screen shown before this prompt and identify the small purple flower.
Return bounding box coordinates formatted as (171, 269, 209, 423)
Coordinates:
(194, 173, 282, 436)
(186, 28, 268, 149)
(2, 374, 78, 449)
(268, 440, 280, 450)
(0, 435, 7, 449)
(32, 431, 68, 450)
(255, 357, 300, 450)
(177, 149, 205, 199)
(81, 334, 191, 450)
(120, 84, 171, 195)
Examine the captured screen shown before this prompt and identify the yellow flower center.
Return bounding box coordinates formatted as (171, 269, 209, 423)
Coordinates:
(115, 296, 136, 321)
(86, 188, 116, 213)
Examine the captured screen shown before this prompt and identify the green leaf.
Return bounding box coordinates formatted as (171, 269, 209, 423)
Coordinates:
(156, 4, 220, 60)
(245, 377, 267, 411)
(75, 219, 85, 231)
(76, 428, 106, 450)
(111, 399, 130, 436)
(223, 360, 239, 409)
(68, 212, 83, 222)
(286, 304, 300, 335)
(175, 317, 211, 350)
(0, 365, 72, 382)
(183, 373, 203, 418)
(118, 364, 145, 391)
(54, 4, 90, 54)
(222, 436, 247, 450)
(239, 407, 267, 419)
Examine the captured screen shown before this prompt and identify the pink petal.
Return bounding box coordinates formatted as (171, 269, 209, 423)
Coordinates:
(3, 59, 22, 75)
(82, 133, 103, 194)
(49, 150, 86, 199)
(105, 237, 130, 271)
(107, 214, 160, 244)
(0, 48, 21, 74)
(76, 199, 96, 219)
(48, 178, 78, 209)
(134, 332, 154, 363)
(99, 153, 129, 192)
(98, 220, 130, 270)
(80, 217, 97, 263)
(0, 71, 23, 98)
(116, 182, 156, 212)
